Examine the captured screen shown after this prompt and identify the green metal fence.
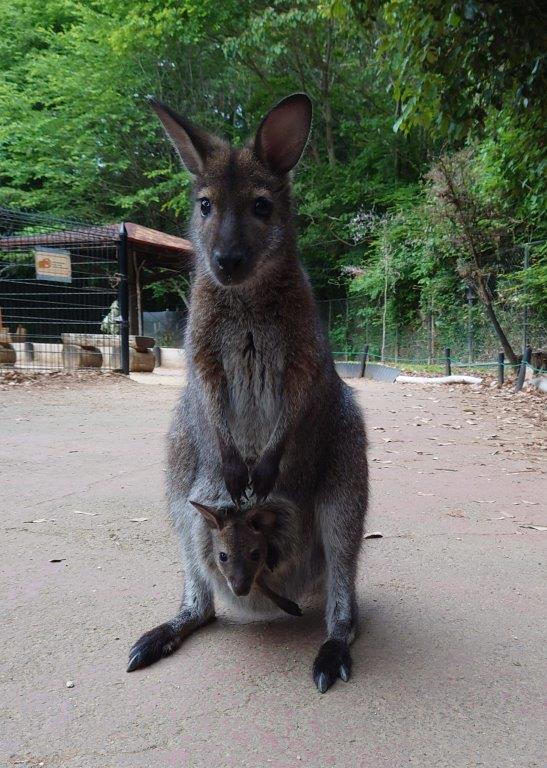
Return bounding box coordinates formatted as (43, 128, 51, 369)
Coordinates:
(319, 240, 546, 370)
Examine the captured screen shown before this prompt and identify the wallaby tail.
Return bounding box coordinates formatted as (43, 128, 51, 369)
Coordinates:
(256, 575, 303, 617)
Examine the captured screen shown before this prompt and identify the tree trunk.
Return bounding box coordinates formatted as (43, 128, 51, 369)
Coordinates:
(321, 23, 336, 168)
(381, 255, 388, 362)
(323, 96, 336, 167)
(394, 98, 402, 178)
(476, 277, 518, 364)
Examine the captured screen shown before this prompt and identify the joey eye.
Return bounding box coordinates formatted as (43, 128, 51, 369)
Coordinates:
(254, 197, 272, 218)
(250, 549, 260, 561)
(219, 551, 228, 562)
(200, 198, 211, 217)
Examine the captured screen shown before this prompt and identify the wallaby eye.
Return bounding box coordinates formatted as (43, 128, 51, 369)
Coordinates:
(254, 197, 272, 218)
(219, 551, 228, 562)
(250, 549, 260, 561)
(200, 197, 212, 217)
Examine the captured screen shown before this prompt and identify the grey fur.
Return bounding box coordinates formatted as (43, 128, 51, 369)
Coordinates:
(128, 95, 368, 691)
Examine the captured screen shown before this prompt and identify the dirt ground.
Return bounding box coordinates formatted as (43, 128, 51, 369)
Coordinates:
(1, 372, 545, 768)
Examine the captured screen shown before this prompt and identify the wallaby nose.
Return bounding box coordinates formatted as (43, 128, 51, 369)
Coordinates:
(231, 577, 252, 597)
(213, 249, 244, 276)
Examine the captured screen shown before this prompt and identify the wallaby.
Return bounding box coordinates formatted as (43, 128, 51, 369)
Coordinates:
(190, 499, 303, 617)
(127, 93, 368, 693)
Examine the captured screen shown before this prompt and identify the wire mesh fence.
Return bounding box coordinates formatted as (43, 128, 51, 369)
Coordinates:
(142, 310, 187, 349)
(319, 240, 546, 372)
(2, 207, 544, 379)
(0, 208, 123, 372)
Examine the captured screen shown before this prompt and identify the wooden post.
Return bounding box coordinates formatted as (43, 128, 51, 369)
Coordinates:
(117, 224, 130, 376)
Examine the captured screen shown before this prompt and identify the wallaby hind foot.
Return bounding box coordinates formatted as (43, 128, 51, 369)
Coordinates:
(127, 609, 215, 672)
(312, 639, 352, 694)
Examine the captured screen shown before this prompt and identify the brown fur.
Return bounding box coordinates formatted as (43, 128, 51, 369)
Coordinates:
(190, 500, 302, 615)
(128, 95, 368, 694)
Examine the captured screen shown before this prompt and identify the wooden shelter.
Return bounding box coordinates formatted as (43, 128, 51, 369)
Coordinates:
(1, 220, 194, 336)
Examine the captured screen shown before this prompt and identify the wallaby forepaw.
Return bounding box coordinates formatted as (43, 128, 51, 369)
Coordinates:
(222, 448, 249, 504)
(250, 450, 280, 500)
(127, 622, 179, 672)
(312, 639, 352, 693)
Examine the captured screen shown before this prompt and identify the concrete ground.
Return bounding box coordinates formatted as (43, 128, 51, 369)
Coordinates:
(1, 373, 545, 768)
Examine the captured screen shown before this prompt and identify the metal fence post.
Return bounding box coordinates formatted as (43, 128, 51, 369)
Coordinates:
(117, 223, 130, 375)
(359, 344, 369, 378)
(497, 352, 505, 386)
(514, 345, 532, 393)
(445, 347, 451, 376)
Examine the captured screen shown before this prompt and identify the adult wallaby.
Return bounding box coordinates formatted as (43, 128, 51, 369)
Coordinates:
(127, 94, 368, 693)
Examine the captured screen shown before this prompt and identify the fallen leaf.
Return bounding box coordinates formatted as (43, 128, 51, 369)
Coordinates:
(364, 532, 383, 539)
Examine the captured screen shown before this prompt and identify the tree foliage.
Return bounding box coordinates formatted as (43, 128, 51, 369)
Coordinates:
(0, 0, 544, 347)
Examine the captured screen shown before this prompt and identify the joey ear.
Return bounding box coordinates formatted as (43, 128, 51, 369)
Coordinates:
(149, 98, 220, 175)
(246, 503, 277, 532)
(253, 93, 312, 175)
(190, 500, 224, 530)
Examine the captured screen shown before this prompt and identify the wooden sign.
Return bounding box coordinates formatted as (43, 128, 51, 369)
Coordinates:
(35, 248, 72, 283)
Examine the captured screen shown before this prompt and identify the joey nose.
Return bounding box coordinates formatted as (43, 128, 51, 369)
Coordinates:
(231, 577, 252, 597)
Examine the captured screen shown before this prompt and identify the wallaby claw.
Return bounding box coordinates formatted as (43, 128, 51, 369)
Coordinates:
(312, 639, 352, 693)
(127, 622, 179, 672)
(127, 651, 144, 673)
(316, 672, 328, 694)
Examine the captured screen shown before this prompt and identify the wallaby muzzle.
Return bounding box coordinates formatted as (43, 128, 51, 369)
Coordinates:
(229, 572, 253, 597)
(211, 246, 252, 286)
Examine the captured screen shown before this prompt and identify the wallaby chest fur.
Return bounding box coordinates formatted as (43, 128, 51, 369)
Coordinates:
(187, 266, 321, 464)
(219, 310, 284, 462)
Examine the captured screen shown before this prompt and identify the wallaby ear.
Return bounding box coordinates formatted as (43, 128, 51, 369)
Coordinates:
(190, 500, 225, 530)
(253, 93, 312, 175)
(149, 98, 220, 175)
(246, 503, 277, 532)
